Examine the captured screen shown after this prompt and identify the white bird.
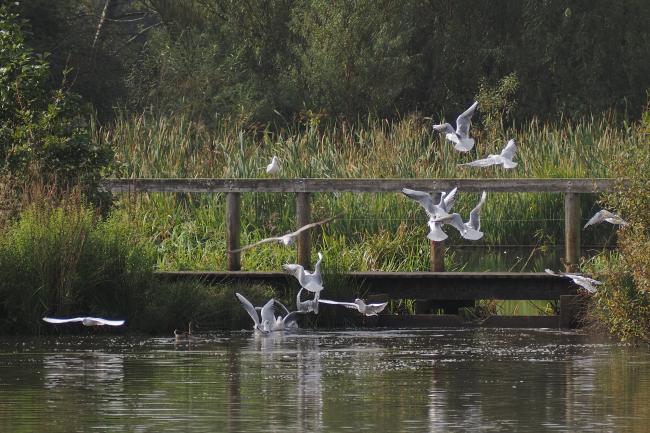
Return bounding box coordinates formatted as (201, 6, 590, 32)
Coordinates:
(318, 298, 388, 316)
(583, 210, 628, 229)
(228, 214, 340, 253)
(402, 187, 457, 241)
(42, 317, 125, 327)
(283, 251, 324, 293)
(544, 269, 602, 294)
(432, 101, 479, 152)
(266, 156, 280, 174)
(235, 293, 299, 333)
(460, 139, 518, 169)
(296, 287, 320, 314)
(433, 191, 487, 240)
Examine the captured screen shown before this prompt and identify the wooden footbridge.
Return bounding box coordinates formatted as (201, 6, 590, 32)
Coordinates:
(104, 177, 617, 328)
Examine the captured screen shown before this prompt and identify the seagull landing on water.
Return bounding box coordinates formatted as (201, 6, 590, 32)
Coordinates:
(432, 101, 479, 152)
(583, 210, 628, 229)
(460, 139, 518, 169)
(228, 214, 340, 253)
(433, 191, 487, 240)
(296, 287, 320, 314)
(266, 156, 280, 174)
(318, 298, 388, 316)
(235, 293, 299, 333)
(283, 252, 324, 293)
(42, 317, 125, 327)
(402, 187, 458, 241)
(544, 269, 602, 294)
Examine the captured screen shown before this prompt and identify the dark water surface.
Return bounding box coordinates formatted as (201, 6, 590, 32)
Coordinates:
(0, 329, 648, 433)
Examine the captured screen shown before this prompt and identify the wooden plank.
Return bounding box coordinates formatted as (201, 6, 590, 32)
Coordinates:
(102, 178, 617, 194)
(564, 193, 581, 272)
(296, 192, 311, 267)
(225, 192, 241, 271)
(155, 271, 577, 300)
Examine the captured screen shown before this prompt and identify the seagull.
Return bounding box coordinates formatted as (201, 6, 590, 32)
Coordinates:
(266, 156, 280, 174)
(583, 210, 628, 229)
(460, 139, 517, 169)
(236, 293, 298, 332)
(544, 269, 602, 294)
(432, 191, 487, 240)
(228, 214, 340, 253)
(318, 298, 388, 316)
(432, 101, 479, 152)
(42, 317, 125, 327)
(402, 187, 457, 241)
(283, 251, 324, 293)
(296, 287, 320, 314)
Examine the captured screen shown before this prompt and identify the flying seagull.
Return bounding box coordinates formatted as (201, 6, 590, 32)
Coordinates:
(42, 317, 125, 327)
(544, 269, 602, 294)
(296, 287, 320, 314)
(235, 293, 299, 333)
(266, 156, 280, 174)
(460, 139, 517, 169)
(283, 251, 324, 293)
(433, 191, 487, 240)
(318, 298, 388, 316)
(583, 210, 628, 229)
(432, 101, 479, 152)
(229, 214, 340, 253)
(402, 187, 457, 241)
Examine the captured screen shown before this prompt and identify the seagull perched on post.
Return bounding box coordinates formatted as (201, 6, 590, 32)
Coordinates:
(318, 298, 388, 316)
(402, 187, 457, 241)
(266, 156, 280, 174)
(459, 139, 518, 169)
(42, 317, 125, 327)
(544, 269, 602, 294)
(228, 214, 340, 253)
(433, 191, 487, 240)
(583, 210, 628, 229)
(283, 252, 324, 293)
(432, 101, 479, 152)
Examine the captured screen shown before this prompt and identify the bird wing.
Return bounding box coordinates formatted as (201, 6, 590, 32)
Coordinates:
(544, 269, 559, 276)
(499, 139, 517, 161)
(282, 263, 305, 279)
(42, 317, 85, 324)
(584, 210, 608, 228)
(87, 317, 125, 326)
(289, 214, 342, 237)
(442, 187, 458, 213)
(402, 188, 437, 215)
(367, 302, 388, 312)
(235, 293, 261, 328)
(318, 299, 358, 310)
(455, 101, 478, 138)
(468, 191, 487, 231)
(432, 123, 455, 134)
(229, 236, 283, 253)
(434, 213, 465, 233)
(460, 156, 498, 167)
(274, 299, 291, 316)
(260, 299, 276, 326)
(282, 312, 300, 328)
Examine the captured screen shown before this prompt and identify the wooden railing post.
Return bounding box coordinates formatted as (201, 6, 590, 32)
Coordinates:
(226, 192, 241, 271)
(296, 192, 311, 268)
(564, 193, 581, 272)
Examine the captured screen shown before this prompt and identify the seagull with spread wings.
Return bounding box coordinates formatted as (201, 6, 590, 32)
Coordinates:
(229, 215, 340, 253)
(283, 251, 324, 293)
(318, 298, 388, 316)
(460, 139, 518, 169)
(544, 269, 602, 294)
(583, 210, 628, 229)
(42, 317, 125, 327)
(432, 101, 479, 152)
(433, 191, 487, 240)
(296, 287, 320, 314)
(235, 293, 299, 333)
(402, 187, 458, 241)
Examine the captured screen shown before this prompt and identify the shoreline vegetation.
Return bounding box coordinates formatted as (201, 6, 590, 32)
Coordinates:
(0, 3, 648, 341)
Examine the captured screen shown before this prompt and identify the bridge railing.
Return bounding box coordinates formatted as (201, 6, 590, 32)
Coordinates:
(102, 178, 617, 272)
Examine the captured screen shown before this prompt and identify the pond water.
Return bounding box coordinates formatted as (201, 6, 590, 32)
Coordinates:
(0, 329, 648, 433)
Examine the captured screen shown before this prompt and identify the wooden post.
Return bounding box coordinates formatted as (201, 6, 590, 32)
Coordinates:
(296, 192, 311, 268)
(430, 240, 445, 272)
(564, 193, 581, 272)
(226, 192, 241, 271)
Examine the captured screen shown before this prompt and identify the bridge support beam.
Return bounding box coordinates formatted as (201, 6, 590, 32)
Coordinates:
(296, 192, 311, 268)
(226, 192, 241, 271)
(564, 193, 581, 272)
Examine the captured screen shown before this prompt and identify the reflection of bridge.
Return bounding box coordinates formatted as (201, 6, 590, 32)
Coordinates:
(104, 178, 615, 329)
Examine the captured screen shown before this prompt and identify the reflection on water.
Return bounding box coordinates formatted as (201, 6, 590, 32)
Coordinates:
(0, 329, 648, 433)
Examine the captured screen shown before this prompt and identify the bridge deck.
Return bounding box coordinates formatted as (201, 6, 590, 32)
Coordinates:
(156, 271, 577, 300)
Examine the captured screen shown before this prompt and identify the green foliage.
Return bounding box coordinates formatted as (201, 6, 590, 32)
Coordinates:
(0, 6, 112, 190)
